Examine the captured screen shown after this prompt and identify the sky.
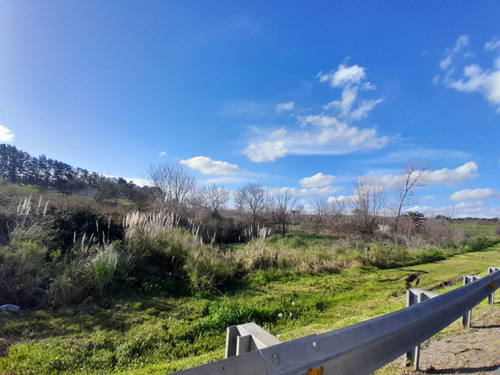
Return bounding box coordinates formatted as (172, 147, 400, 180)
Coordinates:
(1, 1, 499, 218)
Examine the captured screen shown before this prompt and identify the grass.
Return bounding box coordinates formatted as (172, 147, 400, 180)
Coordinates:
(1, 244, 499, 374)
(450, 222, 497, 236)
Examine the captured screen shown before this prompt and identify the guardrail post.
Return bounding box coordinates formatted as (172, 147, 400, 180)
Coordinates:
(488, 267, 499, 304)
(462, 275, 481, 327)
(225, 322, 281, 358)
(405, 288, 439, 370)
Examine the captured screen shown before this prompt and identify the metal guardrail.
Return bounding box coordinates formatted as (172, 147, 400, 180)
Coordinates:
(174, 268, 499, 375)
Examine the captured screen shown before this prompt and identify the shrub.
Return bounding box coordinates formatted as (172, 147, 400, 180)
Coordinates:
(184, 246, 235, 291)
(47, 260, 89, 307)
(86, 244, 120, 294)
(0, 241, 51, 307)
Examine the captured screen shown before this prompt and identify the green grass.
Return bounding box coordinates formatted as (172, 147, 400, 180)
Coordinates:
(450, 222, 497, 236)
(1, 244, 499, 374)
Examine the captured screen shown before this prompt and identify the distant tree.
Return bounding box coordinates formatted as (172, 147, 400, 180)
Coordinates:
(405, 211, 426, 231)
(270, 190, 296, 237)
(147, 163, 196, 215)
(351, 177, 386, 235)
(328, 196, 348, 224)
(394, 161, 428, 232)
(199, 184, 230, 215)
(313, 196, 330, 224)
(235, 182, 269, 237)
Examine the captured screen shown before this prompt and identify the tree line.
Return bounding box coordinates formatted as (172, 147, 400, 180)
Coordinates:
(1, 143, 433, 241)
(0, 144, 144, 201)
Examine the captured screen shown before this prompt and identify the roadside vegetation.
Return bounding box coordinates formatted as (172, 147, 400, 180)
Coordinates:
(0, 145, 499, 374)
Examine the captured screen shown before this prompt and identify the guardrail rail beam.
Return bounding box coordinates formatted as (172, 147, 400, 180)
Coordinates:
(174, 268, 500, 375)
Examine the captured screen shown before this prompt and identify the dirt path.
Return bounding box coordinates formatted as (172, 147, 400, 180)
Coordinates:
(410, 304, 500, 374)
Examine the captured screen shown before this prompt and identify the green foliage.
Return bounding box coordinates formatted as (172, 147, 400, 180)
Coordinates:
(459, 236, 500, 252)
(1, 244, 500, 374)
(86, 244, 120, 294)
(0, 241, 51, 307)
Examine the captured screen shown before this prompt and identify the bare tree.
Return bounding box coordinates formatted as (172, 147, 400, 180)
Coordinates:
(147, 163, 196, 215)
(351, 177, 386, 235)
(313, 196, 330, 224)
(328, 196, 348, 224)
(394, 161, 428, 232)
(270, 190, 296, 237)
(199, 184, 230, 215)
(235, 182, 269, 237)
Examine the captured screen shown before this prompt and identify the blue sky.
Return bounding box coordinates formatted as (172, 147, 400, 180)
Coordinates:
(1, 1, 499, 218)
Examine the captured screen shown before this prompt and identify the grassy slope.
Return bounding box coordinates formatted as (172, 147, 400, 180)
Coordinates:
(1, 245, 499, 375)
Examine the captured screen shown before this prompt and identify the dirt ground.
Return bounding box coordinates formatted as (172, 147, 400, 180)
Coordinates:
(387, 304, 500, 375)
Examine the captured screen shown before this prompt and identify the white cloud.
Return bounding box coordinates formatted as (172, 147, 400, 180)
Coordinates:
(269, 185, 342, 198)
(349, 99, 384, 120)
(372, 162, 479, 190)
(449, 188, 497, 201)
(319, 64, 383, 121)
(439, 36, 471, 70)
(243, 63, 390, 162)
(275, 101, 294, 112)
(323, 87, 358, 114)
(440, 35, 500, 112)
(485, 37, 500, 51)
(447, 62, 500, 111)
(318, 64, 366, 87)
(299, 172, 336, 188)
(159, 151, 167, 157)
(0, 125, 15, 142)
(300, 114, 389, 148)
(440, 56, 453, 70)
(327, 194, 353, 204)
(180, 156, 239, 175)
(244, 140, 287, 162)
(423, 161, 479, 184)
(244, 116, 390, 162)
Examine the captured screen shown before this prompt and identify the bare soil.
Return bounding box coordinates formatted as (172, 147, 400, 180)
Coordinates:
(390, 304, 500, 374)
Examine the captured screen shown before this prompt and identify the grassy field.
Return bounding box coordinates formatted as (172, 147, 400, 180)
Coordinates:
(1, 243, 499, 375)
(450, 222, 498, 236)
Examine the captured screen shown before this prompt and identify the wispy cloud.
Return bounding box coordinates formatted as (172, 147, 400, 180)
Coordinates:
(367, 148, 472, 164)
(275, 101, 294, 112)
(243, 63, 391, 163)
(319, 64, 383, 121)
(299, 172, 336, 188)
(218, 101, 272, 117)
(180, 156, 239, 175)
(485, 37, 500, 52)
(439, 35, 500, 112)
(269, 185, 343, 198)
(158, 151, 167, 157)
(0, 125, 15, 142)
